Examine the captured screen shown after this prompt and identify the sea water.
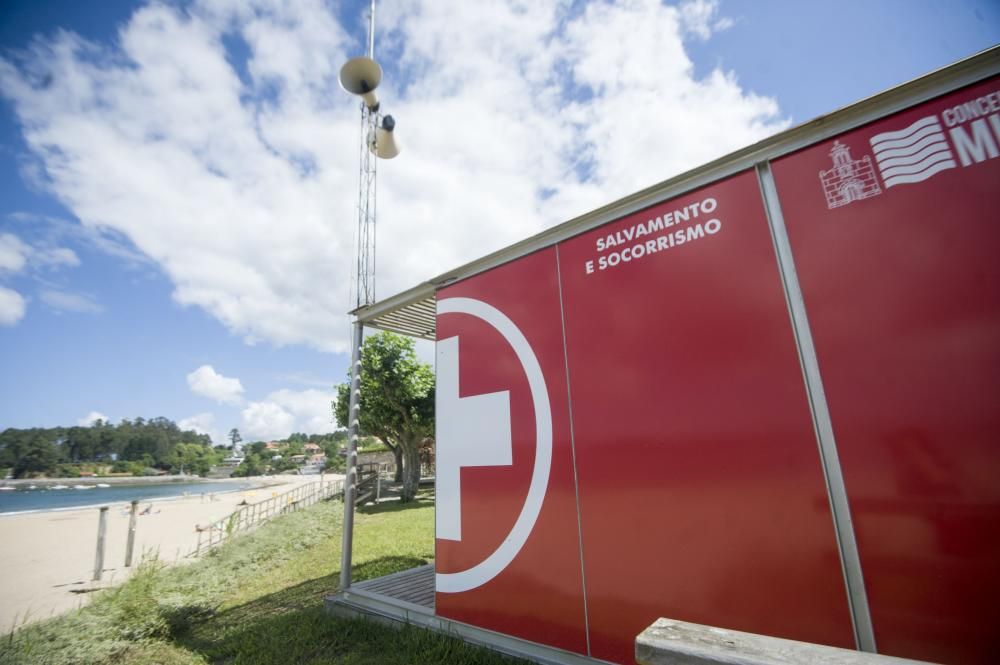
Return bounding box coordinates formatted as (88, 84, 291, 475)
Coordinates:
(0, 480, 257, 514)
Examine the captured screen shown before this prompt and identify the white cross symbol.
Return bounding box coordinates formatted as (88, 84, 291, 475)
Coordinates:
(435, 297, 552, 592)
(436, 335, 513, 541)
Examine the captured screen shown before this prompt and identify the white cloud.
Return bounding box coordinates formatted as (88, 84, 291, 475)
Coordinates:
(0, 233, 29, 272)
(0, 231, 80, 272)
(0, 231, 83, 325)
(40, 289, 103, 314)
(186, 364, 245, 405)
(678, 0, 734, 40)
(712, 16, 735, 33)
(241, 400, 296, 441)
(179, 412, 220, 444)
(7, 212, 151, 270)
(239, 387, 337, 441)
(277, 370, 335, 388)
(0, 0, 787, 353)
(0, 287, 26, 326)
(77, 410, 108, 426)
(36, 246, 80, 268)
(267, 388, 337, 433)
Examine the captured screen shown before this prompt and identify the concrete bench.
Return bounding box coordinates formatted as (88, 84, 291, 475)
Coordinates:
(636, 618, 934, 665)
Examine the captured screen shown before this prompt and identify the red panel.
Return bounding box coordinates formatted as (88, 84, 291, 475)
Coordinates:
(557, 170, 854, 664)
(772, 77, 1000, 664)
(435, 247, 588, 654)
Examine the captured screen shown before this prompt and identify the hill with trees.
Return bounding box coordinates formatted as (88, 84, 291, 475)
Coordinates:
(0, 417, 220, 479)
(229, 431, 348, 477)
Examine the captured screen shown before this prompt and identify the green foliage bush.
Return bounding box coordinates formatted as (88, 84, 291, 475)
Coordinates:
(324, 454, 346, 473)
(110, 460, 145, 475)
(231, 453, 266, 477)
(54, 464, 81, 478)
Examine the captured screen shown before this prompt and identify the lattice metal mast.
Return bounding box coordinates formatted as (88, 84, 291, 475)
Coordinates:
(355, 0, 378, 308)
(356, 94, 378, 307)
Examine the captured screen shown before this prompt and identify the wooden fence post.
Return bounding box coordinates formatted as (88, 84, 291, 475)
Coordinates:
(125, 500, 139, 567)
(93, 506, 109, 581)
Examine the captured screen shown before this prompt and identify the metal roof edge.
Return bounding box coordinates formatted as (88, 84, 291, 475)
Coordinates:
(353, 45, 1000, 321)
(351, 281, 435, 323)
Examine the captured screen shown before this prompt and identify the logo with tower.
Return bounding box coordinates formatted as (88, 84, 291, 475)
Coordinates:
(818, 114, 962, 210)
(819, 141, 882, 209)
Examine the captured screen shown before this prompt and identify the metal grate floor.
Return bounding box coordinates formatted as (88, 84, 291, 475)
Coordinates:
(352, 563, 435, 610)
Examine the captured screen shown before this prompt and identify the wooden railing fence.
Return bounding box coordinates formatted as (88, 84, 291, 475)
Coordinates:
(191, 478, 344, 557)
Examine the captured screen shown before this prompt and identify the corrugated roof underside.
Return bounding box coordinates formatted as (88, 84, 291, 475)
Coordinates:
(364, 295, 436, 340)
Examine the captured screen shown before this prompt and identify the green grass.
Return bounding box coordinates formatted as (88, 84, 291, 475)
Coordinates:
(0, 496, 525, 665)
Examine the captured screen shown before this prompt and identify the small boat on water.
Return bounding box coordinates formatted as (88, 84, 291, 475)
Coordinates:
(28, 485, 37, 489)
(0, 487, 14, 491)
(73, 485, 95, 490)
(96, 483, 111, 488)
(51, 485, 69, 490)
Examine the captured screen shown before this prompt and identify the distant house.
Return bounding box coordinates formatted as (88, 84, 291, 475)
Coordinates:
(265, 441, 282, 451)
(303, 443, 322, 454)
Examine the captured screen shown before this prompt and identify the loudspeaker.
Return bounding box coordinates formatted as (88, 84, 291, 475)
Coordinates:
(368, 115, 399, 159)
(339, 56, 382, 109)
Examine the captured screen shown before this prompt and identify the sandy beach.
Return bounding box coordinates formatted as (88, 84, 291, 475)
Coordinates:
(0, 475, 334, 632)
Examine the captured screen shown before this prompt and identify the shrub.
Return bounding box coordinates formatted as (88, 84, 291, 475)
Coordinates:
(323, 455, 346, 473)
(54, 464, 81, 478)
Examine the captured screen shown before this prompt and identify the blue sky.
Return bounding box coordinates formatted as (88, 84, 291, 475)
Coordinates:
(0, 0, 997, 444)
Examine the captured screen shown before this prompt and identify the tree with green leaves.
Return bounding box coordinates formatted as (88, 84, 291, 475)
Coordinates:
(231, 453, 266, 477)
(5, 430, 61, 478)
(228, 428, 242, 452)
(170, 442, 223, 476)
(335, 331, 434, 502)
(247, 441, 268, 457)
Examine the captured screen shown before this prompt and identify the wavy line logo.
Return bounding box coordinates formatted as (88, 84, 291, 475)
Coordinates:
(869, 115, 957, 188)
